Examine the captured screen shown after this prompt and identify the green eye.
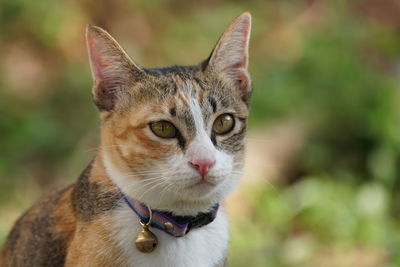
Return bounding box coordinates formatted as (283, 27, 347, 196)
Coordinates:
(150, 121, 177, 138)
(213, 114, 235, 135)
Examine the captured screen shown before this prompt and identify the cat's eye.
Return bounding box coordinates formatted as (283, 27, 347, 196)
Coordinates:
(150, 121, 177, 138)
(213, 114, 235, 135)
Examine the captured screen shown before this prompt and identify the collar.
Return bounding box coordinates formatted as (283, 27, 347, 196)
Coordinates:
(118, 189, 219, 238)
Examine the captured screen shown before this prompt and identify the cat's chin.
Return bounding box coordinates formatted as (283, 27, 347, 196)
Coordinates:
(184, 179, 218, 193)
(154, 178, 240, 216)
(134, 185, 224, 216)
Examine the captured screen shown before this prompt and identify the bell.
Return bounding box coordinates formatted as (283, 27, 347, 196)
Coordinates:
(135, 224, 158, 253)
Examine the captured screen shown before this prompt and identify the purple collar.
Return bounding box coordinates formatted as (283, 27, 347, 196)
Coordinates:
(118, 189, 219, 237)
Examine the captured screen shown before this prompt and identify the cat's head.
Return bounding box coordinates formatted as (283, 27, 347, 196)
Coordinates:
(86, 12, 252, 215)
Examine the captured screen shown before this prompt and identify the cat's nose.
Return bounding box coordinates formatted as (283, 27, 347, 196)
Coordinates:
(189, 159, 215, 177)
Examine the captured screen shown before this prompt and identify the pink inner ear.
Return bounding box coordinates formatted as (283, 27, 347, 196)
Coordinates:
(86, 30, 120, 111)
(87, 33, 114, 81)
(87, 36, 102, 80)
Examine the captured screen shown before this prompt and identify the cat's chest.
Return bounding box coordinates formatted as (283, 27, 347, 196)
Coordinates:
(108, 206, 229, 267)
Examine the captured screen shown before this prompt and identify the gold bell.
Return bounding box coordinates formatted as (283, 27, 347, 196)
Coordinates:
(135, 224, 158, 253)
(134, 205, 158, 253)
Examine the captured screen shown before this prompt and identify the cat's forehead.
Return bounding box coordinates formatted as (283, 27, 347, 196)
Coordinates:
(142, 67, 243, 109)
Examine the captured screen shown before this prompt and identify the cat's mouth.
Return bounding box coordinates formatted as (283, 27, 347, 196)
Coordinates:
(187, 181, 213, 189)
(186, 177, 217, 189)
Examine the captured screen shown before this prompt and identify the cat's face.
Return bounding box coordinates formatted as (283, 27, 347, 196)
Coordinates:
(86, 13, 252, 215)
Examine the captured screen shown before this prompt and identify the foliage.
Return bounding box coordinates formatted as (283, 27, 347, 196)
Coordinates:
(229, 178, 400, 266)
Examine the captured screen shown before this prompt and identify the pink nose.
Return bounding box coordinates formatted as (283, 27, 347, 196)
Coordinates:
(189, 159, 215, 177)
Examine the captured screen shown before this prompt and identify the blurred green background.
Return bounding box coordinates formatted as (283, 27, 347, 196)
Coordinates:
(1, 0, 400, 266)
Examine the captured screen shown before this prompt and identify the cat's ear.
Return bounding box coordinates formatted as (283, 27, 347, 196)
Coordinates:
(86, 25, 143, 111)
(205, 12, 252, 95)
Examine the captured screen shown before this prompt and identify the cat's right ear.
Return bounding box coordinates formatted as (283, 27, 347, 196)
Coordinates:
(204, 12, 252, 99)
(86, 25, 143, 112)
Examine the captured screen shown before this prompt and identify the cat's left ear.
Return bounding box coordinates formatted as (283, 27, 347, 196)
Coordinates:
(205, 12, 252, 96)
(86, 25, 144, 112)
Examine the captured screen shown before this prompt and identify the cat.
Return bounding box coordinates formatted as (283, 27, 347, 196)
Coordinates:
(0, 11, 252, 267)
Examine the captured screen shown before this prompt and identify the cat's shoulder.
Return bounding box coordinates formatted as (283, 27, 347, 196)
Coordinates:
(0, 184, 76, 267)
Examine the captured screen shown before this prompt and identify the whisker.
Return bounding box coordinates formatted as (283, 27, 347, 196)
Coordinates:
(137, 178, 168, 200)
(158, 181, 174, 203)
